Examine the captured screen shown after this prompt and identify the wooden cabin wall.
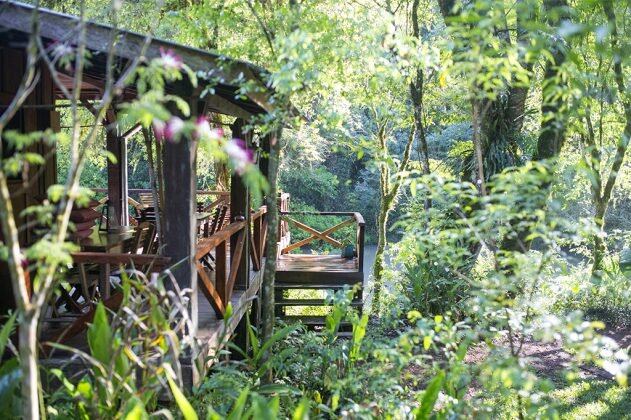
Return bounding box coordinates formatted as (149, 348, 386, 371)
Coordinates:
(0, 46, 58, 313)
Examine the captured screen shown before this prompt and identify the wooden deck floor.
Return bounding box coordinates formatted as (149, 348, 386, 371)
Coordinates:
(275, 253, 363, 285)
(276, 254, 358, 272)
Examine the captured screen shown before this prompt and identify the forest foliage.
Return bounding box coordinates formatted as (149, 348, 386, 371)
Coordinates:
(1, 0, 631, 418)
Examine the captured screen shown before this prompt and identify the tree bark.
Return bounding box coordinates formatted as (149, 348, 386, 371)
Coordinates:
(19, 311, 40, 420)
(261, 129, 281, 344)
(533, 0, 571, 161)
(438, 0, 530, 180)
(410, 0, 432, 208)
(590, 0, 631, 273)
(499, 0, 570, 257)
(371, 126, 414, 310)
(372, 194, 392, 309)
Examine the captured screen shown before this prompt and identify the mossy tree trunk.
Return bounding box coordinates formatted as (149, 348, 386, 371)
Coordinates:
(588, 0, 631, 275)
(372, 124, 414, 310)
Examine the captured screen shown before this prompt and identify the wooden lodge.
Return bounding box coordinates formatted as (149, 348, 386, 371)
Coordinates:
(0, 1, 365, 389)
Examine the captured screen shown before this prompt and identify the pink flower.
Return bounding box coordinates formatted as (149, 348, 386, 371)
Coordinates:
(165, 117, 184, 142)
(50, 41, 74, 60)
(152, 119, 166, 142)
(159, 47, 183, 70)
(194, 116, 224, 142)
(225, 138, 254, 175)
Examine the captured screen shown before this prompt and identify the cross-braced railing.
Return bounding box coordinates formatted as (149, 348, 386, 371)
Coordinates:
(279, 211, 365, 272)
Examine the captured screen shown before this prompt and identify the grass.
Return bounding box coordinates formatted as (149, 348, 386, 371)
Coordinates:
(553, 379, 631, 419)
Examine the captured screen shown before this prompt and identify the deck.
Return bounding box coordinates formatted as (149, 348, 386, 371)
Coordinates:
(274, 210, 366, 324)
(276, 253, 363, 284)
(38, 205, 366, 388)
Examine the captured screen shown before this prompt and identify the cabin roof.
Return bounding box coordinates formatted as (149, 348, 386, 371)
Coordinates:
(0, 1, 277, 117)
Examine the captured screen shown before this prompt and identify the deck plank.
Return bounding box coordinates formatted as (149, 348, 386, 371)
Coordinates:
(276, 254, 358, 272)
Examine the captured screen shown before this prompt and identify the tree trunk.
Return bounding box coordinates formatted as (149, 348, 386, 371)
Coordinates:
(592, 201, 607, 275)
(261, 129, 281, 344)
(19, 311, 40, 420)
(372, 193, 393, 310)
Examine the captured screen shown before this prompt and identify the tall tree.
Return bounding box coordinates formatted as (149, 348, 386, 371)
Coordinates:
(586, 0, 631, 273)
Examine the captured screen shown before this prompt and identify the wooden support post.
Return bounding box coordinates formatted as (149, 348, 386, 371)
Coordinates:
(230, 119, 252, 357)
(259, 129, 271, 179)
(105, 114, 129, 227)
(230, 119, 250, 290)
(162, 117, 198, 330)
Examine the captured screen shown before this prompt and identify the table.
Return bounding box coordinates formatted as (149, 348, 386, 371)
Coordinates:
(78, 228, 135, 253)
(77, 228, 135, 298)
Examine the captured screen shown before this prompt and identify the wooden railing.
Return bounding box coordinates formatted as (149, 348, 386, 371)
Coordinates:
(278, 193, 291, 250)
(279, 211, 365, 272)
(92, 188, 230, 198)
(250, 206, 268, 271)
(195, 206, 267, 318)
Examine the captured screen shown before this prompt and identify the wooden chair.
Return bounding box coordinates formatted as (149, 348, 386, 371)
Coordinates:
(131, 193, 158, 223)
(47, 262, 101, 320)
(202, 204, 229, 238)
(125, 221, 157, 254)
(199, 204, 230, 271)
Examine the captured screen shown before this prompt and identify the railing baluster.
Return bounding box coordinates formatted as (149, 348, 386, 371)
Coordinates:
(226, 228, 246, 301)
(216, 240, 227, 304)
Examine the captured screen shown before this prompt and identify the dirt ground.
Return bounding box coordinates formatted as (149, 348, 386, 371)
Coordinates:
(464, 323, 631, 381)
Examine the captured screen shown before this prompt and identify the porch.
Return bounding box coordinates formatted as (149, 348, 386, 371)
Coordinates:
(0, 1, 366, 391)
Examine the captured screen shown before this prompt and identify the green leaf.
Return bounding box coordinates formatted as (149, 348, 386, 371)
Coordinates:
(416, 371, 445, 420)
(255, 324, 299, 365)
(0, 312, 17, 357)
(0, 358, 21, 414)
(123, 396, 149, 420)
(292, 398, 310, 420)
(167, 376, 198, 420)
(247, 315, 260, 357)
(227, 387, 249, 420)
(350, 313, 369, 362)
(87, 302, 113, 366)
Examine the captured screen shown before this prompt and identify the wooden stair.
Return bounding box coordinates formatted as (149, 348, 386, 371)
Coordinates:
(274, 276, 363, 330)
(273, 210, 365, 330)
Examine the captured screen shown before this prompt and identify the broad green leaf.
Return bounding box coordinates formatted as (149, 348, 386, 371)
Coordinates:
(87, 302, 113, 366)
(227, 388, 249, 420)
(0, 312, 17, 357)
(167, 376, 198, 420)
(292, 398, 310, 420)
(416, 371, 445, 420)
(123, 397, 149, 420)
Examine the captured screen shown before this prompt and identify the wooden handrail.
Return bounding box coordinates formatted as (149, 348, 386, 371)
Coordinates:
(92, 188, 230, 196)
(195, 220, 246, 259)
(250, 206, 268, 271)
(280, 211, 365, 225)
(194, 205, 267, 318)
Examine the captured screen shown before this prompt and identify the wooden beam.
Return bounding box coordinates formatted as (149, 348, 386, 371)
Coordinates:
(259, 131, 272, 179)
(205, 95, 252, 119)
